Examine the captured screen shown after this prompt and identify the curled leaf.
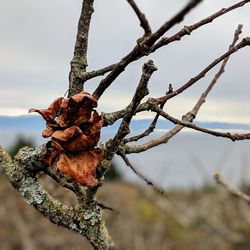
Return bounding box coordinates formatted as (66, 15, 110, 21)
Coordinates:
(29, 97, 64, 122)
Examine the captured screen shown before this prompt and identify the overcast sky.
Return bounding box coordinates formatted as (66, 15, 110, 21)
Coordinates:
(1, 0, 250, 125)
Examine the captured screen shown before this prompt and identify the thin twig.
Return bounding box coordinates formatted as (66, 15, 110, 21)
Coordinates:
(119, 152, 165, 194)
(144, 0, 203, 47)
(157, 37, 250, 103)
(127, 0, 151, 35)
(214, 173, 250, 204)
(150, 104, 250, 142)
(152, 0, 250, 51)
(97, 202, 118, 213)
(191, 24, 243, 114)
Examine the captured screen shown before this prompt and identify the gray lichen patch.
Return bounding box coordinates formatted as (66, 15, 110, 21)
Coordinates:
(18, 177, 46, 205)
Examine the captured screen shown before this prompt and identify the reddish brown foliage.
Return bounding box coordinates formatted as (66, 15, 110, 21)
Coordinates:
(29, 91, 103, 187)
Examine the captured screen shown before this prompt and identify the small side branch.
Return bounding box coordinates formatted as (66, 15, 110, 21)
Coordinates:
(127, 0, 152, 35)
(119, 152, 164, 194)
(105, 60, 157, 160)
(82, 63, 117, 81)
(123, 85, 170, 143)
(214, 173, 250, 204)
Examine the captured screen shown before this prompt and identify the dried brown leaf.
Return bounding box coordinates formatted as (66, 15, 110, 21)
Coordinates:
(56, 148, 104, 186)
(51, 126, 82, 141)
(29, 97, 63, 122)
(42, 124, 54, 138)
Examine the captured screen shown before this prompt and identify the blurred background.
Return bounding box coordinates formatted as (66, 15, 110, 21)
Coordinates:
(1, 0, 250, 249)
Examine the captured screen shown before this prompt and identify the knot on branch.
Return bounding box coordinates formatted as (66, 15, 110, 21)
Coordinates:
(137, 36, 152, 55)
(182, 111, 196, 122)
(243, 37, 250, 45)
(183, 25, 191, 35)
(143, 59, 158, 73)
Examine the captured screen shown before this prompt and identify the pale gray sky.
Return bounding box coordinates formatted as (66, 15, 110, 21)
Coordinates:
(0, 0, 250, 124)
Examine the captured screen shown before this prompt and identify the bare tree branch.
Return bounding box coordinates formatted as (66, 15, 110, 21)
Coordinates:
(0, 145, 114, 250)
(5, 1, 250, 248)
(76, 1, 249, 85)
(214, 173, 250, 204)
(150, 104, 250, 142)
(124, 30, 247, 154)
(127, 0, 152, 35)
(69, 0, 95, 97)
(92, 1, 201, 99)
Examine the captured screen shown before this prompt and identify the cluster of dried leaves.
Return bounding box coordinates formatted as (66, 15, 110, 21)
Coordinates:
(29, 92, 103, 187)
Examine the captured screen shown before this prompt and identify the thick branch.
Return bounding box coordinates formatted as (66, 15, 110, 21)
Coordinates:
(69, 0, 95, 97)
(0, 146, 113, 250)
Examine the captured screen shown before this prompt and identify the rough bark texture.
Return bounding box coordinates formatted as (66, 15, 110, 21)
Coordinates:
(0, 146, 113, 250)
(69, 0, 95, 97)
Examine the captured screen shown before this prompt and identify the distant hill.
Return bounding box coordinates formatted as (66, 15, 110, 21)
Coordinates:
(0, 115, 44, 132)
(1, 115, 250, 132)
